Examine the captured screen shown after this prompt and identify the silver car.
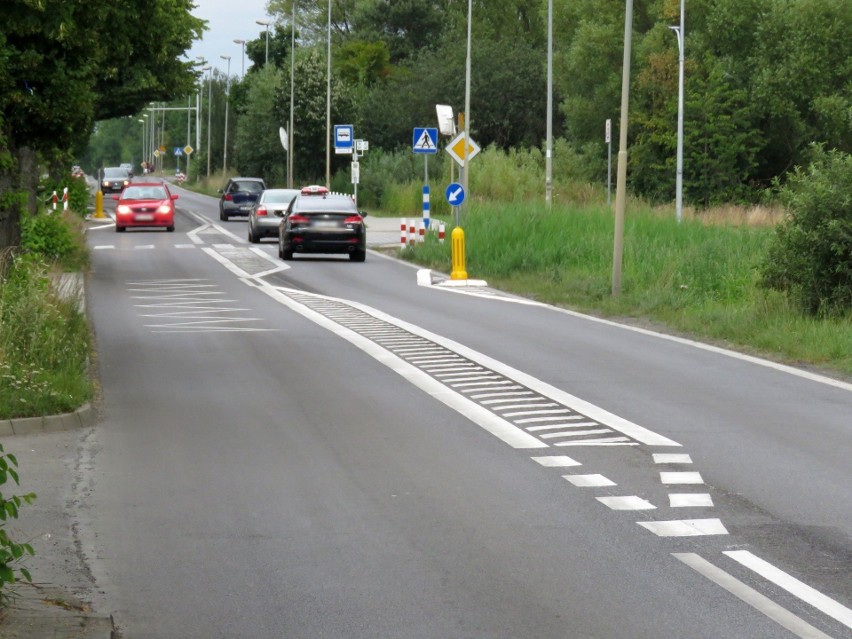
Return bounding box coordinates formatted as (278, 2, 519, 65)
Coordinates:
(247, 188, 300, 243)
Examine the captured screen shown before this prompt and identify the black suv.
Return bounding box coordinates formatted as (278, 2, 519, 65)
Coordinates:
(218, 177, 266, 221)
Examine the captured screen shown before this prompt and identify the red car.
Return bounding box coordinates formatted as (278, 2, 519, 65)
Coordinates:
(113, 182, 178, 232)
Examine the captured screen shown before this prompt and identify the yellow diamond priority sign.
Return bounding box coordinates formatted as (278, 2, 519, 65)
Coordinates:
(184, 145, 194, 156)
(446, 132, 481, 167)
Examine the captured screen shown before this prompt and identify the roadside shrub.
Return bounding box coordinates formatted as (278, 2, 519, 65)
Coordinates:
(0, 442, 36, 603)
(761, 147, 852, 316)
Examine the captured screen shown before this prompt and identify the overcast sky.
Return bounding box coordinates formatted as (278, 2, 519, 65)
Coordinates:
(186, 0, 276, 77)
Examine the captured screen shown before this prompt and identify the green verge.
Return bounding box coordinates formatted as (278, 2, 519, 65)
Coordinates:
(398, 201, 852, 378)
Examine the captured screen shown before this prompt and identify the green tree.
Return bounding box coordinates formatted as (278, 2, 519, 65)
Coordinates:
(233, 66, 287, 183)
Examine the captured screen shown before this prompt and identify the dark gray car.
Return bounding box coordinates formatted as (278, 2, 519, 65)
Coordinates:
(247, 188, 300, 243)
(218, 177, 266, 221)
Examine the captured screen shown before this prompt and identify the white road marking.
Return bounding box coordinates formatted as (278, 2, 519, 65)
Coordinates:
(639, 519, 728, 536)
(563, 474, 617, 487)
(527, 423, 597, 432)
(556, 437, 637, 446)
(673, 553, 833, 639)
(502, 407, 565, 417)
(660, 471, 704, 484)
(93, 245, 115, 250)
(597, 496, 656, 510)
(653, 453, 693, 464)
(451, 381, 520, 389)
(469, 390, 533, 400)
(174, 244, 196, 249)
(541, 429, 613, 438)
(724, 550, 852, 630)
(133, 245, 155, 250)
(515, 415, 580, 424)
(531, 455, 581, 468)
(669, 493, 714, 507)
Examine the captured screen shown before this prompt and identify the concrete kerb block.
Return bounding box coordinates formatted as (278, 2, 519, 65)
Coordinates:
(76, 403, 95, 427)
(0, 420, 14, 437)
(11, 415, 45, 435)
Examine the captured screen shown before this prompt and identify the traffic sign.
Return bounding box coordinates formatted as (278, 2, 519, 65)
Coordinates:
(413, 127, 438, 154)
(351, 161, 360, 184)
(445, 182, 465, 206)
(173, 147, 183, 157)
(279, 127, 288, 152)
(184, 145, 194, 156)
(334, 124, 354, 154)
(446, 132, 480, 167)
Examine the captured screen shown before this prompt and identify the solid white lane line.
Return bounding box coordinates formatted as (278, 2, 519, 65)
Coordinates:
(653, 453, 693, 464)
(669, 493, 714, 507)
(724, 550, 852, 630)
(639, 519, 728, 537)
(563, 474, 616, 487)
(597, 496, 656, 510)
(660, 471, 704, 484)
(673, 553, 833, 639)
(531, 455, 581, 467)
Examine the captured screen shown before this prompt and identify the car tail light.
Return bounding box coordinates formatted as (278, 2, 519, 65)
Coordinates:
(224, 193, 233, 201)
(256, 206, 268, 216)
(344, 216, 363, 225)
(289, 214, 309, 225)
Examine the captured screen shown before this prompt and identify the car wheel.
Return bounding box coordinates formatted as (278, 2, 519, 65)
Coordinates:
(115, 226, 126, 232)
(281, 246, 294, 260)
(220, 210, 227, 221)
(167, 225, 175, 232)
(248, 227, 258, 243)
(350, 249, 366, 262)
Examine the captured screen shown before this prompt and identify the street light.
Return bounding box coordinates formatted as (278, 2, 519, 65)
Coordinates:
(669, 0, 685, 224)
(137, 119, 145, 171)
(220, 55, 231, 174)
(206, 68, 213, 177)
(233, 39, 246, 77)
(256, 19, 271, 65)
(195, 57, 207, 172)
(288, 0, 296, 188)
(325, 0, 331, 186)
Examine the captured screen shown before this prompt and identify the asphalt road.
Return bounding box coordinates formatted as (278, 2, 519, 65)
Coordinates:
(69, 184, 851, 638)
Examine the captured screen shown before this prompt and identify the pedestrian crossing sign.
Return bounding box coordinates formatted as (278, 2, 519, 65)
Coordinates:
(413, 127, 438, 154)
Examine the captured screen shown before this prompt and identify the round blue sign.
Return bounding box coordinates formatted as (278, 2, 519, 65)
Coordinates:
(445, 182, 465, 206)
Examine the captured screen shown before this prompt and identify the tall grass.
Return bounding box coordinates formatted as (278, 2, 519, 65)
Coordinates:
(402, 202, 851, 377)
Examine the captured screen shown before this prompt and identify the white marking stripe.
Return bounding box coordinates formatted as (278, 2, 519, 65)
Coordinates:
(660, 471, 704, 484)
(556, 438, 636, 446)
(563, 474, 616, 487)
(93, 245, 115, 250)
(531, 455, 581, 467)
(515, 415, 582, 424)
(638, 519, 728, 536)
(669, 493, 714, 507)
(451, 381, 517, 389)
(134, 245, 155, 249)
(502, 409, 573, 418)
(653, 453, 693, 464)
(526, 423, 596, 432)
(481, 397, 546, 405)
(673, 553, 833, 639)
(540, 429, 613, 439)
(469, 391, 533, 400)
(597, 496, 656, 510)
(724, 550, 852, 629)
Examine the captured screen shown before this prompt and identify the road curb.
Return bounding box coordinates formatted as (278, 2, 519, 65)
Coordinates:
(0, 403, 95, 437)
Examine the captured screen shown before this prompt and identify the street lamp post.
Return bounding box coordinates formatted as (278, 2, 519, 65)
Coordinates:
(220, 55, 231, 174)
(256, 20, 271, 65)
(545, 0, 553, 206)
(195, 57, 207, 176)
(669, 0, 685, 224)
(325, 0, 331, 187)
(233, 39, 246, 77)
(137, 119, 145, 170)
(289, 0, 296, 188)
(206, 68, 212, 177)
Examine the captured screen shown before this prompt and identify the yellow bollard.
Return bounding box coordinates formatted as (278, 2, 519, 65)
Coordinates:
(450, 226, 468, 280)
(94, 190, 105, 219)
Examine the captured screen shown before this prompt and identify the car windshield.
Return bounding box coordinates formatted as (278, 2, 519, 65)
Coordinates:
(263, 190, 299, 204)
(233, 181, 264, 193)
(104, 168, 128, 178)
(122, 186, 166, 200)
(294, 195, 357, 214)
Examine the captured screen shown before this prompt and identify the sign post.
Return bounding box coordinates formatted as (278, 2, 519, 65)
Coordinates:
(413, 127, 438, 228)
(605, 119, 612, 206)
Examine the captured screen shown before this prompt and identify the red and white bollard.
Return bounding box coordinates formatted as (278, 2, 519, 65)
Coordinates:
(408, 220, 416, 246)
(51, 190, 58, 211)
(438, 222, 446, 243)
(400, 219, 408, 248)
(62, 187, 69, 211)
(418, 221, 425, 243)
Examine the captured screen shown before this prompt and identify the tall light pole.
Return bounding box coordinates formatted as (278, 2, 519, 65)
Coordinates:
(137, 119, 145, 170)
(220, 55, 231, 174)
(612, 0, 634, 296)
(669, 0, 685, 224)
(206, 68, 213, 177)
(325, 0, 331, 187)
(545, 0, 553, 206)
(256, 19, 271, 65)
(461, 0, 472, 211)
(289, 0, 296, 188)
(198, 65, 210, 167)
(233, 39, 246, 77)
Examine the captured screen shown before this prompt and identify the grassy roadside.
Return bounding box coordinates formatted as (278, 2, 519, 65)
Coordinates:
(397, 201, 852, 379)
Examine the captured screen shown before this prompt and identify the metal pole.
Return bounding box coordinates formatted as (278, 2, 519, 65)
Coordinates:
(612, 0, 633, 297)
(221, 56, 231, 174)
(671, 0, 685, 223)
(545, 0, 553, 206)
(207, 70, 212, 177)
(234, 39, 246, 77)
(289, 1, 296, 188)
(325, 0, 331, 187)
(462, 0, 472, 214)
(186, 96, 191, 176)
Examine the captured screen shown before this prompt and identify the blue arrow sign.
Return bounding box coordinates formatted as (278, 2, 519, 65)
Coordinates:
(445, 182, 465, 206)
(413, 127, 438, 154)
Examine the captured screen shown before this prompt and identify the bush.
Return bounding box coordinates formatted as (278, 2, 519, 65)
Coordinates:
(0, 442, 36, 602)
(762, 147, 852, 316)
